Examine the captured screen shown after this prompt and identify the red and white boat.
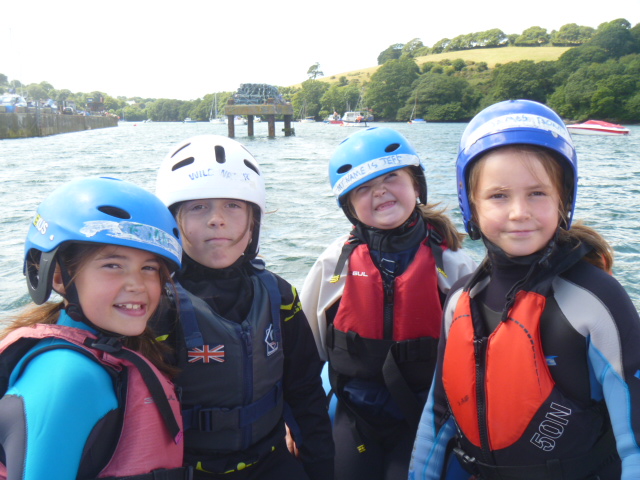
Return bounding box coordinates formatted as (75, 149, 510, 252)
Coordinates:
(566, 120, 630, 136)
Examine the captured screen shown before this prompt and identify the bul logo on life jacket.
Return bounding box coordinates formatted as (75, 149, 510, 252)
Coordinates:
(188, 345, 225, 363)
(265, 324, 279, 357)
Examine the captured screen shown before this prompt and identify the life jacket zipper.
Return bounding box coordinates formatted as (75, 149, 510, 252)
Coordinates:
(383, 280, 395, 340)
(474, 336, 492, 463)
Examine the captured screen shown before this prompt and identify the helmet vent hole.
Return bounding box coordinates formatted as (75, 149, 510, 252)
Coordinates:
(172, 157, 194, 171)
(244, 160, 260, 175)
(214, 145, 226, 163)
(98, 206, 131, 220)
(337, 164, 352, 174)
(385, 143, 401, 153)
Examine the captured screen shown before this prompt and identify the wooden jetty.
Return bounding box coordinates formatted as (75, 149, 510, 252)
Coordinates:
(224, 98, 294, 138)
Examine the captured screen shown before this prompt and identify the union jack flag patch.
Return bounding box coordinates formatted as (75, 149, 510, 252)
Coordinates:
(188, 345, 225, 363)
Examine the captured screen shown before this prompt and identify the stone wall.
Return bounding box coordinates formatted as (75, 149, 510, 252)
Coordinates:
(0, 108, 118, 139)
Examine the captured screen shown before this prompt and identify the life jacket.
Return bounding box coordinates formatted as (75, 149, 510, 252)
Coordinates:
(0, 323, 189, 480)
(170, 262, 285, 464)
(443, 278, 617, 479)
(326, 231, 446, 429)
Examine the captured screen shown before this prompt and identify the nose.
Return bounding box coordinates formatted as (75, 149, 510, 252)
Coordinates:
(372, 180, 387, 197)
(509, 197, 531, 220)
(124, 272, 146, 293)
(207, 207, 225, 226)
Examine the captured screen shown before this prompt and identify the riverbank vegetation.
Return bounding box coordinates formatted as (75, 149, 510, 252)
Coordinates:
(1, 18, 638, 123)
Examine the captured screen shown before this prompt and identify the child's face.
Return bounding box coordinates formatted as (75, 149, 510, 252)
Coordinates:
(68, 245, 162, 336)
(348, 168, 418, 229)
(178, 198, 253, 269)
(473, 148, 561, 257)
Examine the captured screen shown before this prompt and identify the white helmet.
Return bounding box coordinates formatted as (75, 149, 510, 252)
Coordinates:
(156, 135, 266, 214)
(156, 135, 266, 259)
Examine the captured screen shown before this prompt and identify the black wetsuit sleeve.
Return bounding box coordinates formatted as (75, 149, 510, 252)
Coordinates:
(0, 395, 26, 480)
(277, 274, 335, 480)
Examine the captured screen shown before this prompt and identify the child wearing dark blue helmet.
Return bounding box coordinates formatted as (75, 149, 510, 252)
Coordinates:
(0, 177, 188, 480)
(410, 100, 640, 480)
(301, 127, 476, 480)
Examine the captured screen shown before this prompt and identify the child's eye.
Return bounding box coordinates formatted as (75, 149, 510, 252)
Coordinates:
(102, 263, 121, 270)
(143, 265, 160, 272)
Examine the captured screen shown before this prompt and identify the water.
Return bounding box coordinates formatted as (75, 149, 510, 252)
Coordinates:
(1, 121, 640, 322)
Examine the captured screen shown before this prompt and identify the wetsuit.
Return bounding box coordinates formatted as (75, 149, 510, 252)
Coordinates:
(0, 310, 186, 480)
(410, 238, 640, 480)
(301, 213, 476, 480)
(152, 255, 334, 480)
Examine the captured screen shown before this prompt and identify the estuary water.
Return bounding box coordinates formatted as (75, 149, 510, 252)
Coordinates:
(1, 120, 640, 322)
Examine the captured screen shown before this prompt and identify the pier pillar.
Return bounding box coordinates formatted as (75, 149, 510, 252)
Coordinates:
(224, 100, 293, 138)
(227, 116, 235, 138)
(247, 115, 254, 136)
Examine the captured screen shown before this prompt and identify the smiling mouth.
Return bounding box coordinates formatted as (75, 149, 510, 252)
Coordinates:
(115, 304, 144, 310)
(376, 201, 396, 211)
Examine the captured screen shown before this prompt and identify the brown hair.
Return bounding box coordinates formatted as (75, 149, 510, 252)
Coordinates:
(467, 145, 613, 272)
(344, 166, 466, 250)
(1, 243, 178, 377)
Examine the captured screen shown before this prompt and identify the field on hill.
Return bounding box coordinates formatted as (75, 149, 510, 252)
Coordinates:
(316, 46, 572, 86)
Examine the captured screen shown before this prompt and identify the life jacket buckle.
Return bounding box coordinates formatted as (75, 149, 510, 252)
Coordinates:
(453, 447, 479, 474)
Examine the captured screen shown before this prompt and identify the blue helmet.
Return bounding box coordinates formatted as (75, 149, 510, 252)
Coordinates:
(457, 99, 578, 240)
(25, 177, 182, 305)
(328, 127, 426, 215)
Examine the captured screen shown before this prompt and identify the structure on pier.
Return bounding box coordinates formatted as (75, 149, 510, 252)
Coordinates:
(224, 84, 295, 138)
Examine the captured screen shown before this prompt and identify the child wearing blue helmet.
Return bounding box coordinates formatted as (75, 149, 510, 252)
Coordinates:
(301, 127, 476, 480)
(410, 100, 640, 480)
(0, 177, 189, 480)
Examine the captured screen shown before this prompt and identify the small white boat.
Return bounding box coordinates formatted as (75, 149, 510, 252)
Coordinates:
(409, 118, 426, 125)
(183, 117, 196, 123)
(341, 111, 370, 127)
(566, 120, 629, 136)
(299, 116, 315, 123)
(225, 115, 246, 126)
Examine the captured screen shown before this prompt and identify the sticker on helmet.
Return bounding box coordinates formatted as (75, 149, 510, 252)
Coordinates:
(463, 114, 572, 153)
(80, 220, 182, 259)
(332, 153, 420, 198)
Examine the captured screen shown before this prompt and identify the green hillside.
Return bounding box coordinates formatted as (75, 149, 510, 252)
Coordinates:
(317, 46, 572, 85)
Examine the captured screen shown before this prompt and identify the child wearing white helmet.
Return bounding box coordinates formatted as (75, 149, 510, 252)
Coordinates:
(300, 127, 476, 480)
(154, 135, 334, 480)
(0, 177, 188, 480)
(410, 100, 640, 479)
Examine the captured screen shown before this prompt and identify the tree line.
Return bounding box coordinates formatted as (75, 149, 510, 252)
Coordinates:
(295, 18, 640, 123)
(2, 18, 638, 123)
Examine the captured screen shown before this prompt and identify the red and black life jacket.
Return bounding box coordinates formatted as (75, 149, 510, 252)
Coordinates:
(326, 229, 447, 427)
(0, 324, 189, 480)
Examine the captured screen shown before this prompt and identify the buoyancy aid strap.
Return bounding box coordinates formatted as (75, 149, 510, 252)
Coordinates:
(251, 260, 282, 338)
(96, 465, 194, 480)
(426, 226, 446, 277)
(382, 337, 439, 427)
(171, 283, 204, 349)
(93, 342, 182, 442)
(182, 381, 282, 432)
(330, 234, 360, 284)
(456, 427, 617, 480)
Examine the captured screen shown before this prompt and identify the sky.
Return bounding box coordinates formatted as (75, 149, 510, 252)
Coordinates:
(3, 0, 639, 101)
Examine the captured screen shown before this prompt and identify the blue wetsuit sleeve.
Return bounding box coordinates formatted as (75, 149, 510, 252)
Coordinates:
(4, 348, 118, 480)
